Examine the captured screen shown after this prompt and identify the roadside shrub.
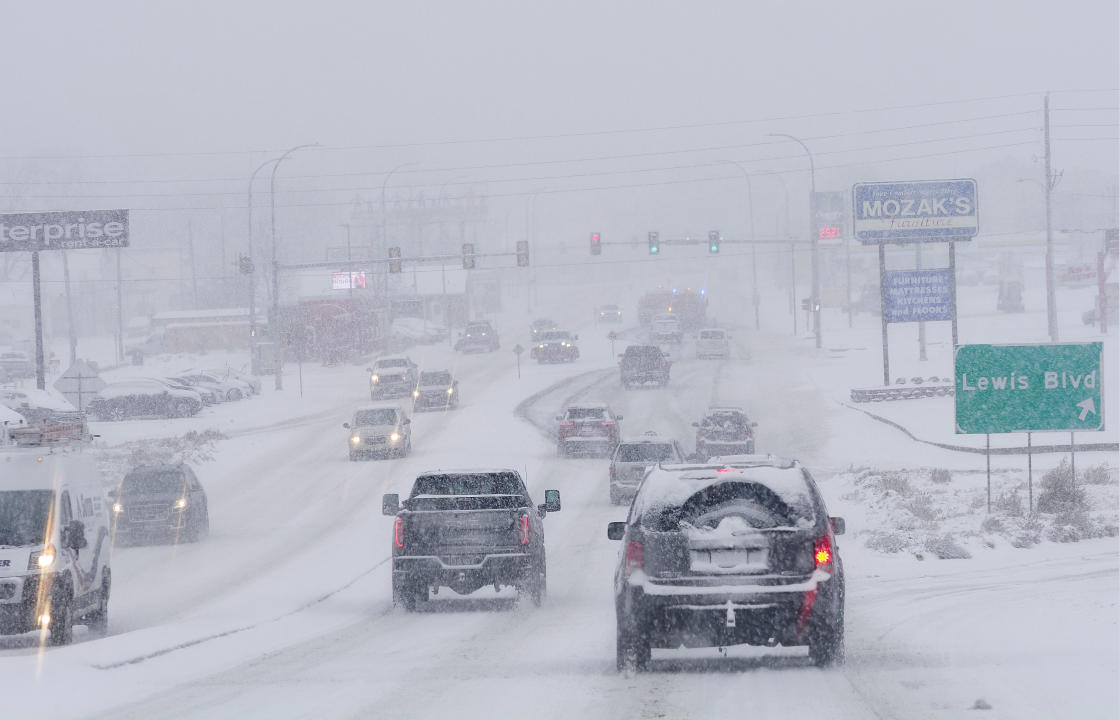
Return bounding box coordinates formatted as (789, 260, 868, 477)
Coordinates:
(924, 534, 971, 559)
(1037, 459, 1089, 514)
(929, 468, 952, 485)
(1081, 463, 1112, 485)
(980, 516, 1004, 533)
(865, 532, 909, 554)
(876, 471, 912, 496)
(904, 493, 939, 522)
(993, 489, 1024, 517)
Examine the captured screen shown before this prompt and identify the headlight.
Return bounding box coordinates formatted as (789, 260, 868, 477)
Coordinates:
(539, 344, 545, 349)
(446, 387, 454, 395)
(351, 435, 361, 445)
(35, 545, 56, 569)
(174, 497, 188, 510)
(112, 502, 123, 514)
(413, 390, 420, 398)
(371, 374, 380, 383)
(390, 432, 401, 443)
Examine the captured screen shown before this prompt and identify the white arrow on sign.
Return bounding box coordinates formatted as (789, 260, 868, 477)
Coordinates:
(1077, 398, 1097, 421)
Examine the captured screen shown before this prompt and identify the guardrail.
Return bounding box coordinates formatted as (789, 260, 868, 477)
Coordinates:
(850, 378, 954, 403)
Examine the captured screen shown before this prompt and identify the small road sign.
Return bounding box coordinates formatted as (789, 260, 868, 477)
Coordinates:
(607, 331, 617, 341)
(955, 343, 1103, 434)
(854, 179, 977, 244)
(53, 361, 106, 413)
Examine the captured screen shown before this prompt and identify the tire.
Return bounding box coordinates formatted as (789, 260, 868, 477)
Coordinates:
(557, 442, 567, 458)
(395, 579, 426, 612)
(520, 561, 546, 607)
(615, 622, 650, 672)
(85, 572, 111, 636)
(808, 614, 845, 667)
(227, 389, 243, 402)
(48, 590, 74, 646)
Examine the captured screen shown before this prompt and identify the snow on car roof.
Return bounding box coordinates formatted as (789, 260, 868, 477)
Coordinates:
(374, 356, 413, 365)
(633, 462, 813, 521)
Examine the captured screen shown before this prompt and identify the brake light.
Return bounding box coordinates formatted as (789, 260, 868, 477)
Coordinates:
(814, 535, 833, 568)
(520, 514, 530, 545)
(394, 518, 404, 548)
(624, 541, 644, 577)
(560, 421, 574, 427)
(609, 464, 616, 481)
(601, 420, 615, 426)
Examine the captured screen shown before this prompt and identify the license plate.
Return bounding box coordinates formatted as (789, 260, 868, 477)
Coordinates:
(690, 547, 769, 572)
(579, 426, 600, 436)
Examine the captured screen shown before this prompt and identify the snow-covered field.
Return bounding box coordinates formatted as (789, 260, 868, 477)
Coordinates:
(4, 297, 1119, 720)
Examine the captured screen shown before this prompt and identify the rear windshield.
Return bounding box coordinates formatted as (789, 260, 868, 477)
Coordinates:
(411, 473, 523, 497)
(703, 412, 748, 427)
(639, 472, 818, 532)
(566, 407, 606, 420)
(465, 325, 490, 333)
(0, 490, 53, 546)
(355, 408, 398, 425)
(122, 470, 187, 495)
(541, 332, 570, 341)
(616, 443, 675, 462)
(624, 347, 660, 360)
(699, 330, 724, 339)
(377, 359, 409, 368)
(420, 371, 452, 385)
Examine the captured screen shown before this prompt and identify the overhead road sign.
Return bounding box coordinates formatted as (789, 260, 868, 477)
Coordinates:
(885, 269, 953, 323)
(955, 342, 1103, 434)
(0, 209, 129, 252)
(854, 180, 977, 244)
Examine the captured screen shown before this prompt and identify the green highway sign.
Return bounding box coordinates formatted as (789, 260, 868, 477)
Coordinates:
(955, 343, 1104, 434)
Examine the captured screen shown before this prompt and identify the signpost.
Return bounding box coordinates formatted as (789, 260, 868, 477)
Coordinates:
(853, 180, 978, 244)
(885, 269, 953, 323)
(955, 343, 1104, 434)
(53, 361, 106, 413)
(513, 343, 524, 379)
(607, 330, 617, 358)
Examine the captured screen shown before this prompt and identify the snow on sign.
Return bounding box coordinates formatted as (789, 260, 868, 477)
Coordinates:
(885, 269, 953, 323)
(853, 179, 977, 244)
(955, 342, 1103, 434)
(0, 209, 129, 252)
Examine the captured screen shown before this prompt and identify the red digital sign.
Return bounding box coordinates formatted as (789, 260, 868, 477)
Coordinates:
(818, 226, 842, 240)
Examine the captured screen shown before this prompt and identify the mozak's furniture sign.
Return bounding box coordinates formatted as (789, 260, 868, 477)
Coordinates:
(0, 209, 129, 252)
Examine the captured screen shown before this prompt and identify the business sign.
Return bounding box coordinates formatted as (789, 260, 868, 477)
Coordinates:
(853, 180, 977, 244)
(0, 209, 129, 252)
(885, 269, 953, 322)
(955, 342, 1103, 434)
(813, 191, 846, 245)
(331, 271, 366, 290)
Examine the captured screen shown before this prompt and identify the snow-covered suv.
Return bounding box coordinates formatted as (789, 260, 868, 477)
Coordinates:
(608, 433, 685, 505)
(367, 356, 419, 400)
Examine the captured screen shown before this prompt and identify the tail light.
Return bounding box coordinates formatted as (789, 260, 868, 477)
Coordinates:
(394, 518, 405, 548)
(624, 541, 644, 578)
(609, 464, 616, 481)
(519, 514, 530, 545)
(560, 421, 574, 427)
(601, 420, 615, 426)
(814, 535, 833, 570)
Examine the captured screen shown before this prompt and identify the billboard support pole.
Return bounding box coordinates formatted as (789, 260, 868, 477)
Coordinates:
(986, 434, 991, 513)
(1027, 432, 1034, 515)
(879, 243, 889, 385)
(917, 243, 927, 361)
(949, 240, 959, 347)
(32, 251, 45, 390)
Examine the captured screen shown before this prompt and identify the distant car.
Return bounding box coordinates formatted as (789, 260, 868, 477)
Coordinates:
(368, 356, 419, 400)
(693, 406, 757, 461)
(161, 377, 218, 405)
(531, 330, 580, 363)
(345, 404, 412, 460)
(530, 318, 558, 342)
(695, 328, 730, 359)
(0, 351, 34, 379)
(556, 404, 622, 457)
(651, 313, 683, 343)
(608, 432, 685, 505)
(456, 321, 500, 353)
(609, 456, 847, 671)
(173, 373, 238, 402)
(206, 367, 262, 395)
(111, 463, 210, 543)
(596, 305, 623, 323)
(88, 379, 202, 421)
(619, 345, 671, 389)
(412, 370, 459, 411)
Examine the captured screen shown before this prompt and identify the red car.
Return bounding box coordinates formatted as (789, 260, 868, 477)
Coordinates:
(555, 404, 622, 457)
(531, 330, 580, 364)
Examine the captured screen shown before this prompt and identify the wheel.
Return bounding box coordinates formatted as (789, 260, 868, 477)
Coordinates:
(520, 561, 546, 607)
(808, 615, 845, 667)
(349, 451, 359, 461)
(556, 442, 566, 457)
(227, 388, 243, 402)
(48, 590, 74, 646)
(370, 391, 376, 401)
(395, 578, 426, 611)
(109, 405, 126, 422)
(615, 622, 650, 672)
(85, 572, 111, 635)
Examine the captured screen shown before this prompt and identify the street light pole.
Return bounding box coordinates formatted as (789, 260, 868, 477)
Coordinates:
(770, 133, 820, 349)
(723, 161, 759, 330)
(270, 143, 319, 391)
(246, 155, 284, 374)
(380, 161, 419, 297)
(1043, 93, 1059, 343)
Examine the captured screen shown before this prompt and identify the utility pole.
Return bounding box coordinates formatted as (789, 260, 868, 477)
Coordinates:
(1044, 93, 1059, 343)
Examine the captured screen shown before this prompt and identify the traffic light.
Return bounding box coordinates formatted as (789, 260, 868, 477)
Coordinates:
(590, 232, 602, 256)
(388, 246, 402, 273)
(462, 242, 476, 269)
(237, 254, 255, 275)
(708, 231, 720, 254)
(516, 240, 529, 267)
(648, 231, 660, 255)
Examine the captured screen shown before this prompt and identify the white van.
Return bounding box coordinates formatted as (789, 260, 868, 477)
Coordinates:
(696, 328, 730, 359)
(0, 446, 112, 645)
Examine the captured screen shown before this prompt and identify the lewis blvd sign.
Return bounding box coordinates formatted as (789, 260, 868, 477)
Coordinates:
(955, 343, 1104, 434)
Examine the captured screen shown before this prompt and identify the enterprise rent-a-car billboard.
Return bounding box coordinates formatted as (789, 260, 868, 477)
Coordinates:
(0, 209, 129, 252)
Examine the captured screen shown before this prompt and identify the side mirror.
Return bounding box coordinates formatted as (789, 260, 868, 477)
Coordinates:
(607, 521, 626, 541)
(65, 519, 88, 550)
(543, 489, 561, 513)
(614, 415, 623, 421)
(830, 517, 846, 536)
(343, 422, 350, 429)
(403, 418, 411, 425)
(382, 494, 400, 516)
(751, 421, 758, 428)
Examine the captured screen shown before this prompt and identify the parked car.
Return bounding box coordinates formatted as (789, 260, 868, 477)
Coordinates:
(608, 432, 685, 505)
(0, 351, 35, 379)
(368, 356, 419, 401)
(412, 370, 459, 411)
(455, 321, 500, 353)
(608, 456, 846, 670)
(88, 379, 202, 421)
(695, 328, 730, 359)
(162, 377, 218, 405)
(693, 407, 757, 460)
(619, 345, 671, 388)
(181, 371, 249, 401)
(531, 330, 580, 363)
(530, 318, 558, 343)
(596, 305, 623, 323)
(208, 367, 262, 395)
(111, 463, 209, 544)
(383, 470, 561, 609)
(556, 404, 622, 457)
(344, 404, 412, 460)
(651, 313, 683, 344)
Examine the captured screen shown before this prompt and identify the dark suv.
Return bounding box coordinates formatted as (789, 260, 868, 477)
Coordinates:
(111, 464, 210, 544)
(608, 457, 846, 670)
(619, 345, 671, 389)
